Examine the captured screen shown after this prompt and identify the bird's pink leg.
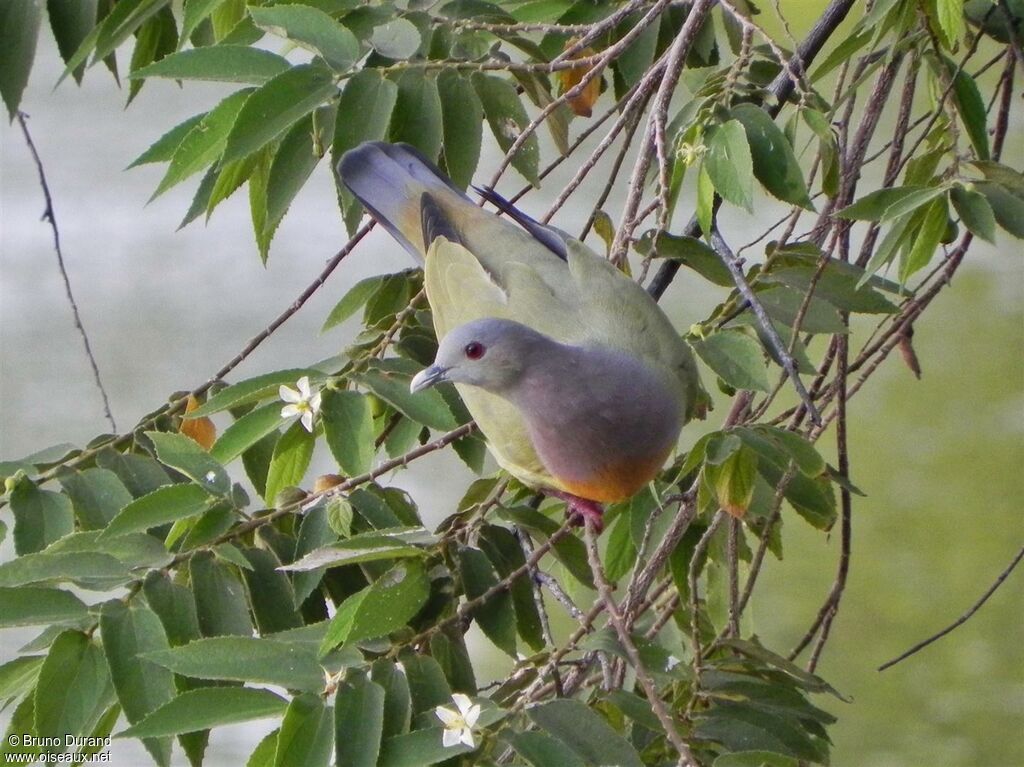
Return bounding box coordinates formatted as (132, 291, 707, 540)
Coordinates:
(545, 489, 605, 531)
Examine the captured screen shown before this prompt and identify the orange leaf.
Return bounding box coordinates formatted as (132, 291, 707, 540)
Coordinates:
(180, 394, 217, 449)
(557, 43, 602, 118)
(313, 474, 344, 494)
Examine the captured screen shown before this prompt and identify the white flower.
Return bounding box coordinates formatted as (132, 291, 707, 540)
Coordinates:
(435, 693, 481, 749)
(279, 376, 322, 432)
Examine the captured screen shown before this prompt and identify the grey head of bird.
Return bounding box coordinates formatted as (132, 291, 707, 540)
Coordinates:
(409, 318, 552, 396)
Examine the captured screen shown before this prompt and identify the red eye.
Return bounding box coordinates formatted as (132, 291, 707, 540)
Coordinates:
(464, 342, 485, 360)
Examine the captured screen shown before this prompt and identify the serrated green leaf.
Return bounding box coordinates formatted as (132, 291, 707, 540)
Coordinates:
(210, 404, 286, 464)
(0, 551, 129, 588)
(478, 524, 544, 651)
(836, 185, 948, 222)
(59, 468, 133, 530)
(34, 630, 112, 749)
(143, 637, 324, 692)
(335, 671, 385, 767)
(320, 560, 429, 652)
(130, 44, 289, 83)
(240, 546, 304, 634)
(100, 601, 175, 767)
(250, 4, 359, 71)
(706, 120, 755, 212)
(352, 363, 457, 431)
(151, 88, 252, 199)
(264, 421, 316, 506)
(473, 72, 539, 185)
(190, 368, 320, 416)
(48, 0, 97, 84)
(102, 483, 214, 538)
(189, 550, 255, 637)
(527, 699, 644, 767)
(92, 0, 170, 63)
(691, 330, 771, 392)
(9, 480, 74, 555)
(389, 68, 443, 162)
(437, 70, 483, 189)
(504, 730, 587, 767)
(323, 274, 387, 331)
(321, 389, 376, 476)
(117, 687, 288, 738)
(274, 693, 333, 767)
(147, 430, 230, 495)
(900, 196, 948, 281)
(0, 0, 41, 118)
(127, 5, 176, 104)
(950, 184, 996, 243)
(222, 63, 338, 164)
(731, 103, 812, 209)
(282, 531, 426, 572)
(977, 181, 1024, 238)
(263, 111, 324, 248)
(0, 586, 88, 628)
(370, 18, 422, 59)
(458, 546, 517, 657)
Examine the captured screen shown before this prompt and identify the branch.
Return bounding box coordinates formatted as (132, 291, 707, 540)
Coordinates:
(17, 112, 117, 432)
(584, 523, 698, 767)
(878, 543, 1024, 672)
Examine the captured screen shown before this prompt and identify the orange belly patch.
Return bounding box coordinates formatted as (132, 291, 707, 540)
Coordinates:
(554, 450, 671, 504)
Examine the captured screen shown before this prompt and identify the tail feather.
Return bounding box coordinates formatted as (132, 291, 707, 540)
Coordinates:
(338, 142, 468, 260)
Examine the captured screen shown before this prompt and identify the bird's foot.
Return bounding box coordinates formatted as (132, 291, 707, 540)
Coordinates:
(546, 490, 604, 532)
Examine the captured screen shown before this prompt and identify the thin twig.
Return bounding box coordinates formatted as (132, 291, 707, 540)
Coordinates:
(878, 544, 1024, 672)
(17, 112, 117, 431)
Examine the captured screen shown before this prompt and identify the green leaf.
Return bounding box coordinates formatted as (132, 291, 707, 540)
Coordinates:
(696, 703, 826, 762)
(152, 88, 253, 199)
(949, 65, 989, 161)
(711, 445, 758, 517)
(713, 752, 798, 767)
(372, 659, 411, 739)
(189, 550, 255, 637)
(370, 19, 423, 59)
(96, 450, 171, 497)
(335, 671, 386, 767)
(48, 0, 97, 84)
(222, 63, 338, 164)
(117, 687, 289, 738)
(264, 421, 316, 505)
(142, 570, 201, 647)
(977, 181, 1024, 238)
(697, 161, 715, 237)
(274, 693, 333, 767)
(102, 483, 214, 538)
(291, 505, 337, 607)
(262, 111, 324, 249)
(836, 185, 948, 222)
(9, 480, 74, 556)
(478, 525, 544, 651)
(497, 506, 593, 588)
(178, 0, 229, 44)
(950, 184, 996, 243)
(59, 468, 132, 530)
(320, 560, 429, 653)
(190, 368, 320, 416)
(247, 729, 279, 767)
(0, 0, 41, 118)
(458, 546, 517, 657)
(504, 731, 587, 767)
(639, 231, 732, 286)
(240, 547, 304, 634)
(147, 430, 230, 495)
(351, 363, 457, 431)
(34, 631, 112, 747)
(691, 330, 771, 392)
(211, 404, 286, 464)
(323, 275, 387, 331)
(0, 586, 88, 627)
(928, 0, 965, 48)
(603, 509, 637, 582)
(332, 69, 399, 233)
(389, 69, 443, 162)
(746, 426, 826, 477)
(900, 197, 948, 282)
(754, 286, 848, 334)
(321, 389, 376, 476)
(282, 531, 427, 572)
(250, 4, 359, 71)
(706, 120, 755, 212)
(473, 72, 539, 185)
(0, 551, 129, 588)
(91, 0, 170, 63)
(527, 699, 644, 767)
(731, 104, 812, 209)
(437, 70, 483, 190)
(129, 44, 289, 83)
(100, 601, 175, 767)
(126, 5, 177, 104)
(144, 637, 324, 692)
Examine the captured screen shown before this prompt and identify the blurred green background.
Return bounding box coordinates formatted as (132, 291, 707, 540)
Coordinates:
(2, 10, 1022, 766)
